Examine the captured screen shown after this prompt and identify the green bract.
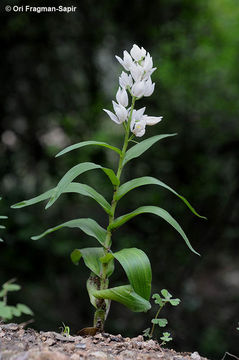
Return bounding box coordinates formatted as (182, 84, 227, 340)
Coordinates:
(11, 45, 205, 332)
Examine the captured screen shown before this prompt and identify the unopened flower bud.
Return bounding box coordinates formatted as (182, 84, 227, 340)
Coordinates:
(116, 87, 128, 107)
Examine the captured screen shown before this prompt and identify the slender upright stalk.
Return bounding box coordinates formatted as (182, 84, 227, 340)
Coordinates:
(149, 304, 164, 338)
(93, 97, 136, 329)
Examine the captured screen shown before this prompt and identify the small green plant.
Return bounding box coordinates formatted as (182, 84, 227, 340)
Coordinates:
(0, 278, 33, 322)
(12, 44, 205, 331)
(143, 289, 180, 343)
(60, 322, 70, 336)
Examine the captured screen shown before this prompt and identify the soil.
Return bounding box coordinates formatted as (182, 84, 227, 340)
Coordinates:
(0, 323, 209, 360)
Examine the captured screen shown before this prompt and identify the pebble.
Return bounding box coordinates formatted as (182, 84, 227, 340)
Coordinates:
(88, 351, 110, 360)
(44, 338, 56, 346)
(75, 342, 86, 349)
(55, 333, 75, 342)
(191, 352, 201, 360)
(70, 354, 81, 360)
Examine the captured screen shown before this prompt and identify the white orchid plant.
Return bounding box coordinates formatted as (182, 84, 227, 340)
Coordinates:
(12, 44, 205, 332)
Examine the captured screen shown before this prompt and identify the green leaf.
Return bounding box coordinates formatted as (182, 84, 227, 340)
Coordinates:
(142, 328, 151, 338)
(86, 272, 101, 308)
(169, 298, 181, 306)
(117, 176, 206, 219)
(71, 248, 114, 277)
(0, 225, 6, 229)
(10, 306, 21, 317)
(152, 293, 163, 306)
(86, 273, 111, 311)
(45, 162, 118, 209)
(160, 332, 172, 342)
(17, 303, 33, 315)
(109, 206, 199, 255)
(0, 304, 12, 320)
(0, 238, 3, 242)
(12, 182, 111, 214)
(3, 283, 21, 292)
(123, 134, 177, 165)
(56, 140, 122, 157)
(112, 248, 152, 300)
(0, 216, 8, 219)
(92, 284, 151, 312)
(100, 253, 114, 264)
(31, 218, 107, 246)
(161, 289, 172, 299)
(151, 318, 168, 327)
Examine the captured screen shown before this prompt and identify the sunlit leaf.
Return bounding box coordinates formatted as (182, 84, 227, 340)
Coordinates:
(123, 134, 177, 165)
(109, 206, 199, 255)
(117, 176, 206, 219)
(56, 140, 122, 157)
(93, 284, 151, 312)
(113, 248, 152, 300)
(31, 218, 107, 246)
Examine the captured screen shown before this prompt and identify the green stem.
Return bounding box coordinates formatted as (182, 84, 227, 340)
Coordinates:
(104, 96, 136, 250)
(93, 96, 136, 329)
(149, 304, 164, 338)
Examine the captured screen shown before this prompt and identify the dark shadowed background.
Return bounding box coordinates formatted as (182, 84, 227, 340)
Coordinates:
(0, 1, 239, 359)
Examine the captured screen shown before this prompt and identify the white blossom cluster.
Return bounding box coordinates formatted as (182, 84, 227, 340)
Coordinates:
(103, 44, 162, 137)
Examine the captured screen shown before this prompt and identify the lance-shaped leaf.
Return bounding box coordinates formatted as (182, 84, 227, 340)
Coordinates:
(123, 134, 177, 165)
(109, 206, 199, 255)
(117, 176, 205, 219)
(0, 216, 8, 219)
(92, 285, 151, 312)
(45, 162, 119, 209)
(56, 140, 122, 157)
(31, 218, 107, 246)
(71, 247, 114, 277)
(112, 248, 151, 300)
(11, 182, 111, 214)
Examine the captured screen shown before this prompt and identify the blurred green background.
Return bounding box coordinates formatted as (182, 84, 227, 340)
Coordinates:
(0, 0, 239, 358)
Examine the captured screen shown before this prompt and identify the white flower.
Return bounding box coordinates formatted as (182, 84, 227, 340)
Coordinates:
(103, 102, 128, 125)
(143, 78, 155, 97)
(116, 87, 128, 107)
(115, 50, 133, 71)
(130, 44, 146, 61)
(130, 107, 146, 137)
(132, 120, 146, 137)
(130, 63, 144, 82)
(103, 109, 120, 124)
(131, 80, 146, 98)
(143, 115, 163, 125)
(112, 101, 128, 123)
(142, 53, 153, 72)
(119, 71, 133, 89)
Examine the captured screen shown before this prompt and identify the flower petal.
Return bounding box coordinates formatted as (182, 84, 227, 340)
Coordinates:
(103, 109, 120, 124)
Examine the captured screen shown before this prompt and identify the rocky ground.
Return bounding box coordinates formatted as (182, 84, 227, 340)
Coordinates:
(0, 323, 209, 360)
